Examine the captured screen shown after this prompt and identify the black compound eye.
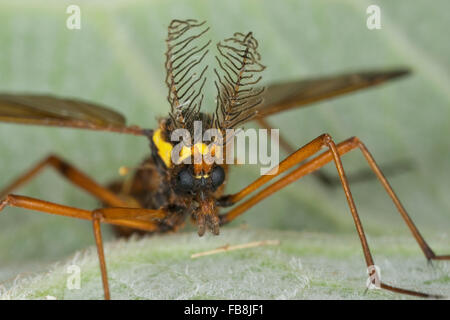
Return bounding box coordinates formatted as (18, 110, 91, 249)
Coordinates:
(211, 166, 225, 188)
(176, 168, 194, 192)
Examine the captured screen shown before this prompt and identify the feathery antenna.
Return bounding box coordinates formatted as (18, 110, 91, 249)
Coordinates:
(214, 32, 266, 130)
(165, 19, 211, 130)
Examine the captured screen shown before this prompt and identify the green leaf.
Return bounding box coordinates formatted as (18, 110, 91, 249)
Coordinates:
(2, 229, 449, 299)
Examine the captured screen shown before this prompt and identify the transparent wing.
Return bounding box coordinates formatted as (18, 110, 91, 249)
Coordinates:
(0, 94, 143, 135)
(250, 69, 410, 119)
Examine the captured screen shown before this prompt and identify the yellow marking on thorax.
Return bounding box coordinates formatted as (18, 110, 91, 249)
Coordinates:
(153, 129, 174, 168)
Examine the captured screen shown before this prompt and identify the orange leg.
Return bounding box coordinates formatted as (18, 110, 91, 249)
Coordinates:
(255, 117, 335, 186)
(219, 134, 449, 298)
(92, 215, 110, 300)
(255, 118, 411, 187)
(0, 194, 166, 299)
(0, 154, 129, 207)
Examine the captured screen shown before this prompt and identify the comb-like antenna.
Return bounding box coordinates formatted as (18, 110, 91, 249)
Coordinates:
(214, 32, 266, 130)
(165, 19, 211, 130)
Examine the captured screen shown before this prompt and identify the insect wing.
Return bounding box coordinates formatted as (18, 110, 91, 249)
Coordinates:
(252, 69, 410, 119)
(0, 94, 127, 129)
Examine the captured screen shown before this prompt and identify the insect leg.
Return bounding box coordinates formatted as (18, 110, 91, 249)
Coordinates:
(255, 117, 411, 187)
(217, 133, 333, 207)
(255, 117, 336, 186)
(0, 194, 167, 299)
(352, 138, 449, 261)
(92, 215, 110, 300)
(0, 154, 130, 207)
(219, 134, 448, 298)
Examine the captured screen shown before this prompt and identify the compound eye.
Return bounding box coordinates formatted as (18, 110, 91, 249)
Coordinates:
(176, 168, 194, 192)
(211, 166, 225, 188)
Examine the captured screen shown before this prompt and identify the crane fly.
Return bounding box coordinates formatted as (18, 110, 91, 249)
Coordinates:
(0, 19, 448, 300)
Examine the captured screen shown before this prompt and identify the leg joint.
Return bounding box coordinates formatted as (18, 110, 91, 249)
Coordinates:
(45, 154, 72, 176)
(45, 154, 61, 164)
(321, 134, 362, 148)
(92, 209, 104, 221)
(349, 136, 362, 146)
(321, 133, 333, 144)
(0, 194, 15, 211)
(321, 133, 338, 150)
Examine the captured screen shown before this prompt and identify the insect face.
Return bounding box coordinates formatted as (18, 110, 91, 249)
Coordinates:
(171, 143, 227, 235)
(172, 163, 225, 236)
(150, 120, 227, 236)
(174, 165, 225, 194)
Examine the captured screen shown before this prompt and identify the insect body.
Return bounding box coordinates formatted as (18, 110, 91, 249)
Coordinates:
(110, 121, 229, 237)
(0, 19, 448, 300)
